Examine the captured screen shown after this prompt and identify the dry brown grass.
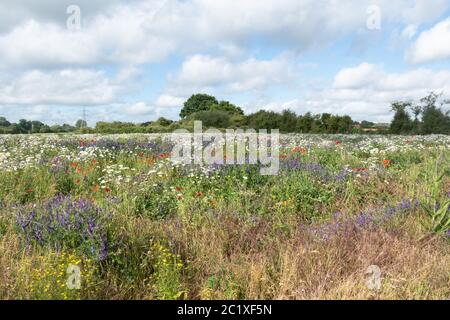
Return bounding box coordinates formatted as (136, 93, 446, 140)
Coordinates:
(156, 213, 450, 300)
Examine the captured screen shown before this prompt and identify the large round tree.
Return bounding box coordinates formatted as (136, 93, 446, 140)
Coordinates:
(179, 94, 218, 119)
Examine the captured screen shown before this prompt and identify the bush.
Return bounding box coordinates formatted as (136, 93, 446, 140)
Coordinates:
(190, 110, 230, 128)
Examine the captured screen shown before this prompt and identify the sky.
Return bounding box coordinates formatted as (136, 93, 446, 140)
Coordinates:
(1, 0, 450, 125)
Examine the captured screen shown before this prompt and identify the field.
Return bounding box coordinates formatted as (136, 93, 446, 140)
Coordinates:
(0, 133, 449, 300)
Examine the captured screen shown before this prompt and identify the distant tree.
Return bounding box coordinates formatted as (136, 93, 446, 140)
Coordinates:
(421, 105, 449, 134)
(420, 92, 450, 134)
(229, 113, 246, 127)
(75, 119, 87, 129)
(30, 121, 45, 133)
(320, 113, 332, 132)
(0, 116, 10, 127)
(39, 125, 51, 133)
(279, 109, 298, 132)
(360, 120, 374, 128)
(337, 115, 353, 133)
(17, 119, 32, 133)
(155, 117, 173, 126)
(191, 110, 230, 128)
(210, 101, 244, 115)
(409, 104, 423, 134)
(390, 101, 413, 134)
(246, 110, 282, 130)
(8, 124, 21, 134)
(180, 94, 218, 119)
(297, 112, 314, 133)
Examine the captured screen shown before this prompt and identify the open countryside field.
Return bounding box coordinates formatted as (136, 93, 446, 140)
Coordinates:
(0, 133, 449, 299)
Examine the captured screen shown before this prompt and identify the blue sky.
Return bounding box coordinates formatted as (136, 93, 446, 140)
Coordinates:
(1, 0, 450, 125)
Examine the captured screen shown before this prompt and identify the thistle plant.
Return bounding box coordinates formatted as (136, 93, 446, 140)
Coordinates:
(419, 154, 450, 235)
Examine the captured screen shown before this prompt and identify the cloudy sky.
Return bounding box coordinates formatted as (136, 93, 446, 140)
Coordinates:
(1, 0, 450, 125)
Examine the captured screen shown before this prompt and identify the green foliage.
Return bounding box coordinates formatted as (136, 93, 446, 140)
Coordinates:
(190, 110, 231, 128)
(418, 156, 450, 235)
(421, 106, 450, 135)
(149, 243, 187, 300)
(390, 92, 450, 135)
(24, 252, 96, 300)
(246, 110, 282, 130)
(390, 101, 413, 134)
(75, 119, 87, 129)
(0, 116, 11, 127)
(133, 183, 178, 220)
(1, 92, 449, 136)
(55, 172, 76, 195)
(180, 94, 218, 119)
(209, 101, 244, 115)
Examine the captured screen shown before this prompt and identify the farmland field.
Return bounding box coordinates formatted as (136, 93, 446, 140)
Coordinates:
(0, 133, 449, 300)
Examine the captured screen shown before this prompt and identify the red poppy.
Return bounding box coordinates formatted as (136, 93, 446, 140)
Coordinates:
(335, 140, 342, 145)
(176, 187, 182, 191)
(104, 187, 111, 193)
(383, 159, 391, 169)
(26, 189, 33, 193)
(196, 192, 203, 198)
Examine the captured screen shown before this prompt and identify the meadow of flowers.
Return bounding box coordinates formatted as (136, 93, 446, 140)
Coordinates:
(0, 133, 449, 299)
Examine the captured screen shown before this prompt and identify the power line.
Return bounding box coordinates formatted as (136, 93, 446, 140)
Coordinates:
(82, 106, 87, 129)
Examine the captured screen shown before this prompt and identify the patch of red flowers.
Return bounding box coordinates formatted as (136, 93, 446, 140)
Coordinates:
(291, 147, 308, 155)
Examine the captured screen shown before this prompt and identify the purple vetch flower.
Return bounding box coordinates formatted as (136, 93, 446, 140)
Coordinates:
(15, 195, 113, 260)
(99, 236, 108, 261)
(305, 198, 418, 241)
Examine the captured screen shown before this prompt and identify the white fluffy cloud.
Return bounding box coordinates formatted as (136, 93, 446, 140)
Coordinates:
(1, 0, 449, 69)
(0, 1, 175, 69)
(250, 63, 450, 122)
(0, 69, 124, 105)
(123, 102, 154, 115)
(305, 63, 450, 121)
(155, 94, 185, 108)
(407, 17, 450, 64)
(168, 54, 295, 94)
(1, 1, 450, 123)
(334, 63, 383, 89)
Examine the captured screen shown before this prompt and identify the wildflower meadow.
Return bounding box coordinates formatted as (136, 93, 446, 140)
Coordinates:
(0, 133, 449, 300)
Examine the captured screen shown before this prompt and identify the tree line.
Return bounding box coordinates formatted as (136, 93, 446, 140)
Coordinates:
(390, 92, 450, 135)
(0, 92, 448, 135)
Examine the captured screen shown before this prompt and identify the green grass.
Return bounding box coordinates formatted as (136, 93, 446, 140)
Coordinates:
(0, 133, 449, 300)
